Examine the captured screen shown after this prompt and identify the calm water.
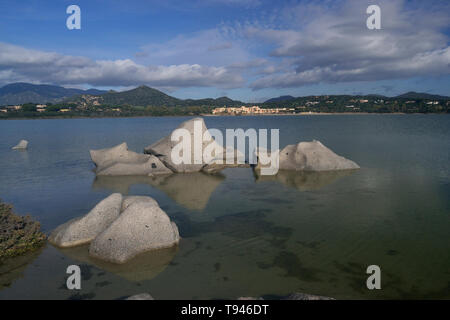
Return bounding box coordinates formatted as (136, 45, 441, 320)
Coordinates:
(0, 115, 449, 299)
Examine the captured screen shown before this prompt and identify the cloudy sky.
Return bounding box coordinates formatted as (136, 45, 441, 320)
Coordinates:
(0, 0, 449, 101)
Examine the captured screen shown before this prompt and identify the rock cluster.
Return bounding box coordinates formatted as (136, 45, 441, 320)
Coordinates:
(90, 142, 172, 176)
(49, 194, 180, 264)
(89, 118, 360, 178)
(90, 118, 244, 176)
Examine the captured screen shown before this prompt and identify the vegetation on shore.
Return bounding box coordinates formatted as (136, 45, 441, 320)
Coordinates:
(0, 200, 46, 261)
(1, 84, 449, 119)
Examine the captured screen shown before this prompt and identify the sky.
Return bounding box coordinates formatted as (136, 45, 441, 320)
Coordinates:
(0, 0, 449, 102)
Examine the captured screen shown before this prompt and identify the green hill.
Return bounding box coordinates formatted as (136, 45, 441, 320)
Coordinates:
(0, 83, 106, 105)
(66, 85, 243, 107)
(395, 92, 449, 100)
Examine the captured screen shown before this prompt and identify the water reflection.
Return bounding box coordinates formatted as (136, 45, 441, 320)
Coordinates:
(0, 246, 44, 290)
(92, 172, 225, 210)
(253, 169, 358, 191)
(57, 245, 178, 282)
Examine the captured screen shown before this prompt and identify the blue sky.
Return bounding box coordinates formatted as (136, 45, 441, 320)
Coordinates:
(0, 0, 449, 101)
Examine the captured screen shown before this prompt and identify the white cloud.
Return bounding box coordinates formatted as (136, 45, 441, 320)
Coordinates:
(137, 28, 253, 67)
(247, 0, 450, 89)
(0, 42, 243, 88)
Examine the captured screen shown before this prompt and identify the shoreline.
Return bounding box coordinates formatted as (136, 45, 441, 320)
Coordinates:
(1, 112, 448, 120)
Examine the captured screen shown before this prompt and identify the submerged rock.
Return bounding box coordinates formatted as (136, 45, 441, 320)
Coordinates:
(11, 140, 28, 150)
(89, 196, 180, 264)
(48, 193, 123, 248)
(144, 117, 240, 173)
(90, 142, 172, 176)
(257, 140, 359, 172)
(238, 292, 334, 300)
(284, 292, 334, 300)
(126, 293, 155, 300)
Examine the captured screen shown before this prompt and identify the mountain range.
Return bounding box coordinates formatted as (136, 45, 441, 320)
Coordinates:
(0, 83, 243, 107)
(0, 83, 448, 107)
(264, 92, 450, 103)
(0, 83, 107, 105)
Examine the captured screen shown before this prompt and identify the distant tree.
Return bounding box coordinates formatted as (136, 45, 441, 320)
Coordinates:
(22, 103, 37, 112)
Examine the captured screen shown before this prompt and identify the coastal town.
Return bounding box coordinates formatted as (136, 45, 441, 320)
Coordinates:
(1, 84, 449, 118)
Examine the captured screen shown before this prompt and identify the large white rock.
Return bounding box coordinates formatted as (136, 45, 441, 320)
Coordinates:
(12, 140, 28, 150)
(89, 197, 180, 264)
(90, 142, 172, 176)
(257, 140, 359, 172)
(280, 140, 359, 171)
(144, 118, 236, 173)
(48, 193, 123, 248)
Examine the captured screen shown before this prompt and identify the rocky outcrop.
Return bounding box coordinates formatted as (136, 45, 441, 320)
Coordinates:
(144, 118, 240, 173)
(0, 200, 46, 261)
(256, 140, 359, 172)
(90, 142, 172, 176)
(50, 194, 180, 264)
(89, 197, 180, 263)
(48, 193, 123, 248)
(11, 140, 28, 150)
(89, 119, 359, 176)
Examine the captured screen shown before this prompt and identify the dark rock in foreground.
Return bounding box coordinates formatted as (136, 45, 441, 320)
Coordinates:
(0, 200, 46, 261)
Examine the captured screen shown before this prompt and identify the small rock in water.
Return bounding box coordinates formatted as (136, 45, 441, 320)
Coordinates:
(12, 140, 28, 150)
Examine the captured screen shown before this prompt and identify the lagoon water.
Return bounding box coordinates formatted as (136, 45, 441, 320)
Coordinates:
(0, 115, 449, 299)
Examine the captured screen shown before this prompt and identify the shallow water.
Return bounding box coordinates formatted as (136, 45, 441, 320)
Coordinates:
(0, 115, 449, 299)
